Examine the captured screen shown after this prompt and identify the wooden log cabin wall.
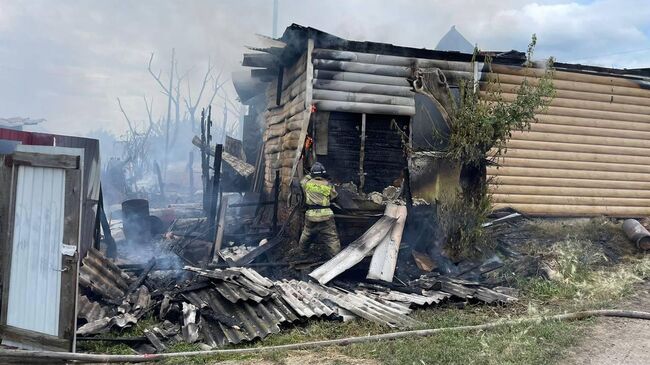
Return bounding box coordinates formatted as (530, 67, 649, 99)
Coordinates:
(262, 51, 309, 195)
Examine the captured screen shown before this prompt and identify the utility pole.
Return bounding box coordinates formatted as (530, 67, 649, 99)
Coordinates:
(272, 0, 279, 38)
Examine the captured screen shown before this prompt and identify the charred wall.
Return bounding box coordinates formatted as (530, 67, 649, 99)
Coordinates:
(317, 112, 408, 193)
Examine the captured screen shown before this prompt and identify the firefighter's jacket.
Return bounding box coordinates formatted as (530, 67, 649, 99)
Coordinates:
(300, 175, 337, 222)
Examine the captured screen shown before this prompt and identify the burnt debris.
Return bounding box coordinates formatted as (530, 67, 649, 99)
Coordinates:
(76, 245, 517, 352)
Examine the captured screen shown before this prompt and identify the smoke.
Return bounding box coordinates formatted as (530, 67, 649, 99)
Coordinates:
(4, 0, 649, 139)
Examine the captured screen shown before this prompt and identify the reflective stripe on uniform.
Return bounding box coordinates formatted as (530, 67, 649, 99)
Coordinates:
(301, 176, 334, 222)
(306, 208, 334, 217)
(304, 181, 331, 207)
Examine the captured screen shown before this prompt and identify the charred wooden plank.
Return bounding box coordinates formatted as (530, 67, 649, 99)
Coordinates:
(125, 258, 156, 296)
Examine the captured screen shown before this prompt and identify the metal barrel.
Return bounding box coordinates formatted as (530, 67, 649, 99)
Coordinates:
(121, 199, 151, 244)
(622, 219, 650, 250)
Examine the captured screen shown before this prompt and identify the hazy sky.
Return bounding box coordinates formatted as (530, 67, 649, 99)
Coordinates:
(1, 0, 649, 136)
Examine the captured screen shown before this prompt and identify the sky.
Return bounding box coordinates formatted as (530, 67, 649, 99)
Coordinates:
(1, 0, 649, 137)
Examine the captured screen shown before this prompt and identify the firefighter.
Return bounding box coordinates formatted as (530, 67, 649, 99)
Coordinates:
(298, 162, 341, 259)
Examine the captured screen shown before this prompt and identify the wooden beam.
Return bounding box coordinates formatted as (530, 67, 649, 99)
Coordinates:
(60, 168, 82, 350)
(208, 144, 223, 241)
(210, 195, 229, 264)
(275, 66, 284, 106)
(359, 113, 367, 192)
(232, 236, 283, 266)
(242, 53, 279, 68)
(272, 171, 280, 234)
(314, 112, 329, 156)
(0, 325, 68, 351)
(9, 152, 79, 169)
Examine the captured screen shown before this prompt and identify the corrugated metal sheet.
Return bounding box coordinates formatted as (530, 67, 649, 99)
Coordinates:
(77, 295, 109, 323)
(366, 289, 450, 306)
(275, 280, 336, 318)
(183, 288, 297, 347)
(78, 248, 132, 301)
(287, 280, 421, 328)
(6, 165, 66, 336)
(0, 127, 55, 146)
(181, 267, 301, 346)
(183, 266, 426, 346)
(185, 266, 274, 303)
(411, 275, 517, 304)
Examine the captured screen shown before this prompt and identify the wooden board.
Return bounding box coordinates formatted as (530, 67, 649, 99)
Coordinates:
(10, 152, 79, 169)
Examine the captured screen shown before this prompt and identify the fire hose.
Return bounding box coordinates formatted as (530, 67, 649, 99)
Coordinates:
(1, 309, 649, 363)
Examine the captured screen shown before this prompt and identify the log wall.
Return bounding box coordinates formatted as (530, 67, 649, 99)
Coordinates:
(262, 52, 309, 193)
(311, 49, 416, 115)
(484, 66, 650, 216)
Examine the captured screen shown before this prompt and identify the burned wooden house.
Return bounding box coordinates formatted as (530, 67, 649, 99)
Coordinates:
(235, 24, 650, 220)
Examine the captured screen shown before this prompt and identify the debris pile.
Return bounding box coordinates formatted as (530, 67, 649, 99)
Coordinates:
(76, 248, 518, 353)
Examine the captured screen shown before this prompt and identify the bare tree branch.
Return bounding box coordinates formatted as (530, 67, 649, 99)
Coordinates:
(219, 89, 241, 114)
(206, 72, 227, 107)
(193, 59, 214, 110)
(116, 97, 135, 135)
(143, 96, 154, 125)
(215, 92, 242, 119)
(142, 95, 155, 143)
(147, 52, 172, 97)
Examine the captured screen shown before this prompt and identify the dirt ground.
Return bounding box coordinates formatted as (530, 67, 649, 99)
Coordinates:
(214, 351, 379, 365)
(560, 281, 650, 365)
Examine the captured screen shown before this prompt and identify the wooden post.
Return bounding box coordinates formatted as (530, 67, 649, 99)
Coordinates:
(200, 109, 209, 215)
(97, 186, 117, 258)
(402, 167, 413, 210)
(359, 113, 367, 193)
(272, 170, 280, 234)
(153, 161, 165, 200)
(208, 144, 223, 241)
(275, 66, 284, 106)
(206, 106, 213, 207)
(188, 151, 194, 196)
(210, 195, 229, 264)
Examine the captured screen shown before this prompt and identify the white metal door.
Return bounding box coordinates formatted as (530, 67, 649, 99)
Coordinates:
(6, 165, 66, 336)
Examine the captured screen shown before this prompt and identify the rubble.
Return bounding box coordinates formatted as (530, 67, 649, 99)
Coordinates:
(76, 248, 519, 352)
